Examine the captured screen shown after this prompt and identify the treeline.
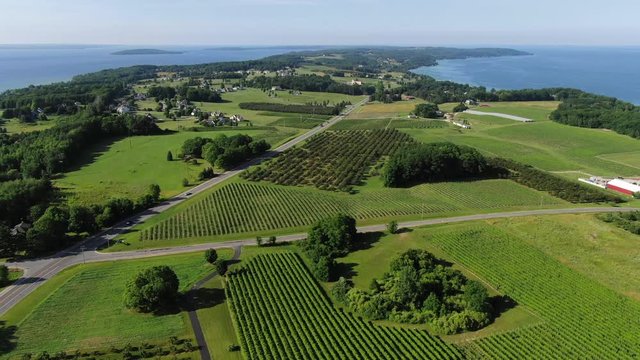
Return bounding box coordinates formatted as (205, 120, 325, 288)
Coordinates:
(164, 54, 305, 77)
(239, 102, 348, 116)
(489, 158, 622, 203)
(147, 85, 222, 103)
(344, 249, 493, 334)
(383, 142, 492, 187)
(249, 74, 376, 96)
(0, 113, 161, 179)
(0, 185, 162, 257)
(397, 76, 555, 104)
(0, 112, 162, 251)
(550, 92, 640, 138)
(0, 65, 158, 116)
(181, 134, 271, 170)
(598, 211, 640, 235)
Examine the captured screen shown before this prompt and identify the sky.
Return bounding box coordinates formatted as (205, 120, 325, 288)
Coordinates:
(1, 0, 639, 46)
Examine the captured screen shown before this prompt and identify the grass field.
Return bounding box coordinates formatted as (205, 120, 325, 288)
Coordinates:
(347, 100, 425, 119)
(1, 119, 56, 134)
(332, 118, 449, 130)
(56, 129, 271, 205)
(1, 250, 232, 357)
(115, 177, 567, 249)
(226, 252, 461, 359)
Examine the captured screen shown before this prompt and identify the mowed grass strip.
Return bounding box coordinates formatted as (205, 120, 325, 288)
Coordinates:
(139, 179, 566, 241)
(2, 251, 231, 356)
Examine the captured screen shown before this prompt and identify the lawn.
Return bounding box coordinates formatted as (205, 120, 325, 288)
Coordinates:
(56, 129, 270, 205)
(1, 119, 56, 134)
(1, 251, 232, 357)
(112, 177, 568, 250)
(196, 276, 242, 360)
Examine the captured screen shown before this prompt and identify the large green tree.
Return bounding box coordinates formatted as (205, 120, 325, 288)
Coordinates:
(124, 266, 179, 313)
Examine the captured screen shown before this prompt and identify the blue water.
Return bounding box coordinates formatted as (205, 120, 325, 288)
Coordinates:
(413, 46, 640, 104)
(0, 45, 320, 92)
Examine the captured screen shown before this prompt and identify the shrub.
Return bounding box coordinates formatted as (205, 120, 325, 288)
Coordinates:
(123, 266, 179, 313)
(182, 178, 189, 187)
(387, 220, 399, 234)
(215, 260, 228, 275)
(0, 265, 8, 286)
(332, 277, 353, 303)
(204, 249, 218, 264)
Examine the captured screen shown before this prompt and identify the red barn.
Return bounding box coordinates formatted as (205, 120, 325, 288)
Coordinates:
(606, 179, 640, 196)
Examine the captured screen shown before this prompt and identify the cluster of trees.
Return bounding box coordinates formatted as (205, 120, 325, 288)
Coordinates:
(301, 214, 358, 281)
(413, 103, 441, 118)
(0, 264, 9, 287)
(383, 142, 491, 187)
(181, 134, 271, 170)
(396, 76, 555, 104)
(489, 158, 622, 204)
(0, 184, 161, 256)
(598, 211, 640, 235)
(238, 102, 348, 116)
(148, 85, 223, 103)
(343, 249, 493, 334)
(250, 74, 376, 96)
(550, 92, 640, 138)
(124, 265, 179, 313)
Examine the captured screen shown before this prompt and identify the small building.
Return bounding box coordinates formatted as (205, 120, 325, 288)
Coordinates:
(134, 93, 147, 101)
(464, 99, 478, 106)
(348, 79, 363, 86)
(11, 221, 31, 236)
(407, 114, 418, 119)
(606, 179, 640, 196)
(271, 86, 283, 91)
(401, 95, 416, 101)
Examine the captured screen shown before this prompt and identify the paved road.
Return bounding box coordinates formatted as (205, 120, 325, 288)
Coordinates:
(0, 98, 368, 316)
(464, 109, 533, 122)
(2, 205, 634, 316)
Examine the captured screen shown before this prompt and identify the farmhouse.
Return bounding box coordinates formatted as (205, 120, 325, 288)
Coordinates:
(348, 79, 363, 86)
(606, 179, 640, 196)
(465, 99, 478, 106)
(271, 86, 283, 91)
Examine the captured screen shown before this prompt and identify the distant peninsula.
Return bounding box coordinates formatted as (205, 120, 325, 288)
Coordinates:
(111, 49, 183, 55)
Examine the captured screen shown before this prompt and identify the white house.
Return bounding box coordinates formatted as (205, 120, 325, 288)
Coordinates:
(116, 105, 131, 114)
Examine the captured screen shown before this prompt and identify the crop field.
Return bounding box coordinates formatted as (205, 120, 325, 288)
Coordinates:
(137, 179, 565, 242)
(1, 251, 231, 357)
(56, 129, 270, 205)
(597, 150, 640, 172)
(242, 129, 415, 191)
(347, 100, 425, 119)
(267, 114, 330, 128)
(226, 252, 461, 360)
(332, 118, 449, 130)
(427, 224, 640, 359)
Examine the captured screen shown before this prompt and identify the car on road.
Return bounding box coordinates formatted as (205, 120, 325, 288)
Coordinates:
(186, 192, 193, 196)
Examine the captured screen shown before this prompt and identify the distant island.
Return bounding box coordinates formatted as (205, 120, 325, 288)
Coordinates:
(111, 49, 183, 55)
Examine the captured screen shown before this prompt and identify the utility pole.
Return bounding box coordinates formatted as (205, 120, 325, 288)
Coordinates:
(80, 246, 86, 264)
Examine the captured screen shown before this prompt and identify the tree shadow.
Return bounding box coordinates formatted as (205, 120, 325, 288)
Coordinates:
(332, 262, 358, 280)
(180, 288, 226, 312)
(490, 295, 518, 321)
(352, 231, 384, 251)
(0, 321, 17, 355)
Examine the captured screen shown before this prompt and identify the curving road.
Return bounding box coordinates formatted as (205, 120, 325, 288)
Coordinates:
(1, 205, 635, 316)
(464, 109, 533, 122)
(0, 98, 367, 316)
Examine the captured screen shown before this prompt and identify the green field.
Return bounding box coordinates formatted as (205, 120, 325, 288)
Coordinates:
(0, 269, 23, 291)
(56, 129, 271, 204)
(425, 222, 640, 358)
(120, 178, 566, 248)
(332, 118, 448, 130)
(1, 251, 232, 357)
(226, 252, 461, 359)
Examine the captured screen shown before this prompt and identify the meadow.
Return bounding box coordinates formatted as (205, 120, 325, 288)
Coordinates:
(346, 100, 425, 119)
(1, 250, 232, 357)
(56, 129, 271, 205)
(125, 178, 566, 247)
(226, 252, 461, 359)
